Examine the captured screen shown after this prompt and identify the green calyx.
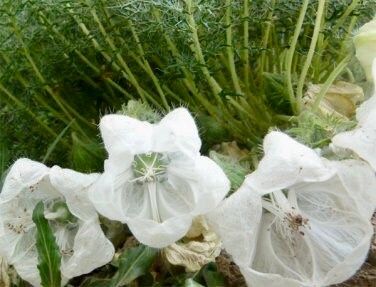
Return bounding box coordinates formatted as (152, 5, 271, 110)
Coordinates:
(132, 153, 168, 183)
(47, 201, 78, 225)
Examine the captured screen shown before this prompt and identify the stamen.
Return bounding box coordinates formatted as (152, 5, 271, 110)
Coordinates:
(131, 153, 168, 183)
(263, 190, 309, 240)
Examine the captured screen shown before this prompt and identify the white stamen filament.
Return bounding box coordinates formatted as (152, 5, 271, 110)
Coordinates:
(147, 181, 162, 222)
(262, 190, 307, 242)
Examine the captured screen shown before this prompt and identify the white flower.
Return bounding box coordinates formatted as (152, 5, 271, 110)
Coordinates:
(207, 132, 375, 287)
(0, 159, 115, 287)
(89, 108, 230, 248)
(354, 18, 376, 82)
(332, 59, 376, 170)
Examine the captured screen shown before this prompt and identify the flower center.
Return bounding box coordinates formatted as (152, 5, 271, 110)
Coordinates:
(45, 201, 78, 225)
(132, 153, 168, 183)
(262, 190, 309, 239)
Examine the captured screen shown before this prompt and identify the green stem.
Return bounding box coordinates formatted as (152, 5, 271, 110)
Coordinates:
(285, 0, 309, 114)
(184, 0, 222, 99)
(225, 0, 242, 94)
(242, 0, 250, 95)
(296, 0, 326, 113)
(0, 83, 59, 140)
(312, 55, 351, 111)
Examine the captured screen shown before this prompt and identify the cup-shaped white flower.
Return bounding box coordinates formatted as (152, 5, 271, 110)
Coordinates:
(207, 132, 375, 287)
(89, 108, 230, 248)
(0, 159, 115, 287)
(354, 18, 376, 82)
(332, 59, 376, 171)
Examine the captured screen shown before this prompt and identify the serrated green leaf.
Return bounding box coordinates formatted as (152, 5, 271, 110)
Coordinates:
(184, 279, 204, 287)
(32, 201, 62, 287)
(109, 245, 157, 287)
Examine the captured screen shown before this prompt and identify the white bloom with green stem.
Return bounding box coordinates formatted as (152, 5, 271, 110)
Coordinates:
(207, 132, 375, 287)
(0, 159, 115, 287)
(332, 59, 376, 171)
(89, 108, 230, 248)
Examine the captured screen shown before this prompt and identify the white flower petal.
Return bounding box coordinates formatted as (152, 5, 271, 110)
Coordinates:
(61, 220, 114, 278)
(168, 156, 230, 215)
(247, 132, 335, 195)
(0, 158, 49, 203)
(50, 166, 99, 221)
(153, 108, 201, 157)
(127, 215, 193, 248)
(332, 113, 376, 170)
(13, 255, 41, 287)
(206, 182, 262, 266)
(242, 183, 373, 287)
(99, 114, 153, 156)
(328, 160, 376, 219)
(88, 171, 128, 222)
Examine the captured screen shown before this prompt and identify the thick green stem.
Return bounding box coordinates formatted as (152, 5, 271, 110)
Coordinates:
(285, 0, 309, 114)
(184, 0, 222, 99)
(242, 0, 250, 95)
(226, 0, 242, 94)
(312, 55, 351, 111)
(296, 0, 326, 113)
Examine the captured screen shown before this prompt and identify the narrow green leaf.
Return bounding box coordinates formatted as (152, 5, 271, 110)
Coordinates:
(110, 245, 157, 287)
(32, 201, 62, 287)
(42, 119, 74, 163)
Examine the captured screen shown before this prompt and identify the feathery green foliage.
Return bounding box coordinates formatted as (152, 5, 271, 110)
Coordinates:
(1, 0, 374, 171)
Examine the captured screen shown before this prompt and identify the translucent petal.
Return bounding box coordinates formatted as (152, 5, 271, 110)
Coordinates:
(168, 156, 230, 215)
(242, 182, 373, 286)
(246, 132, 335, 195)
(61, 220, 114, 278)
(50, 166, 99, 221)
(153, 108, 201, 157)
(205, 182, 262, 266)
(127, 215, 192, 248)
(332, 114, 376, 171)
(328, 160, 376, 219)
(0, 158, 49, 203)
(88, 171, 129, 222)
(332, 61, 376, 170)
(13, 254, 41, 287)
(99, 114, 153, 156)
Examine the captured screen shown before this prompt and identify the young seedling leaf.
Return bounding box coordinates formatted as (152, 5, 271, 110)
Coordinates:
(32, 201, 62, 287)
(109, 245, 157, 287)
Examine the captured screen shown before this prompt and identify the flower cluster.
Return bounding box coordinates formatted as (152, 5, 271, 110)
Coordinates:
(1, 100, 375, 286)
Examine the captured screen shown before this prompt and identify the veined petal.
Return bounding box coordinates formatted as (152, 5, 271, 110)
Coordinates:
(168, 156, 230, 216)
(127, 215, 192, 248)
(332, 60, 376, 169)
(13, 254, 41, 287)
(0, 158, 49, 203)
(99, 114, 153, 156)
(332, 113, 376, 171)
(50, 166, 99, 221)
(328, 160, 376, 220)
(246, 132, 335, 195)
(61, 220, 114, 278)
(88, 171, 128, 222)
(206, 181, 262, 266)
(153, 108, 201, 157)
